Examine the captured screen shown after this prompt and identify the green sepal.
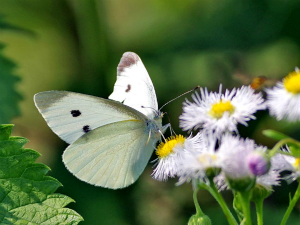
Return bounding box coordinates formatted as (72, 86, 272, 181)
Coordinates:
(227, 176, 256, 192)
(206, 167, 221, 180)
(251, 184, 272, 203)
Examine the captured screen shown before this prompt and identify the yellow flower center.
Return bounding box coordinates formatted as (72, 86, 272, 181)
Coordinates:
(198, 154, 217, 165)
(293, 158, 300, 170)
(283, 71, 300, 94)
(209, 100, 235, 119)
(156, 135, 185, 159)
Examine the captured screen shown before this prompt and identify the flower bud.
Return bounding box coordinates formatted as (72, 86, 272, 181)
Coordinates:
(188, 214, 211, 225)
(247, 152, 270, 176)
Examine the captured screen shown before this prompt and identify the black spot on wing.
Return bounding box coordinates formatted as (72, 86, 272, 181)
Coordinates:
(83, 125, 91, 133)
(71, 110, 81, 117)
(117, 52, 140, 73)
(125, 84, 131, 92)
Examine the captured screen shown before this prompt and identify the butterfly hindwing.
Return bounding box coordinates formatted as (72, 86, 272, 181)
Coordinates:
(34, 91, 147, 144)
(109, 52, 158, 119)
(62, 119, 157, 189)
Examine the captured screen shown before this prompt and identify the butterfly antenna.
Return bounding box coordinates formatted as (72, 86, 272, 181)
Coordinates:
(159, 86, 200, 111)
(141, 106, 159, 115)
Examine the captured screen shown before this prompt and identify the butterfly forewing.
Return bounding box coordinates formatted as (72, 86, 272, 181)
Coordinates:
(109, 52, 158, 119)
(34, 91, 148, 144)
(63, 120, 157, 189)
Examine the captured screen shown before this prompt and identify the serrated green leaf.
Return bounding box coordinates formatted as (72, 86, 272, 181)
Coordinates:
(0, 125, 83, 224)
(0, 125, 14, 141)
(0, 18, 22, 123)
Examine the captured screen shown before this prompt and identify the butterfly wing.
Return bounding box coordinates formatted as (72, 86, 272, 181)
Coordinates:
(34, 91, 148, 144)
(62, 119, 158, 189)
(109, 52, 158, 119)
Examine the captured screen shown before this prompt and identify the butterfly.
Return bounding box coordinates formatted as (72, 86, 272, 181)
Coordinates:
(34, 52, 168, 189)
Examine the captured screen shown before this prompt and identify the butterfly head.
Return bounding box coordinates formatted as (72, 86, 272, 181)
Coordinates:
(140, 105, 162, 120)
(154, 109, 164, 119)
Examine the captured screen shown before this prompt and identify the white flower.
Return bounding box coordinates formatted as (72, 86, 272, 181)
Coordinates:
(215, 152, 283, 192)
(214, 138, 282, 191)
(274, 147, 300, 182)
(176, 132, 222, 185)
(266, 69, 300, 121)
(180, 85, 266, 138)
(216, 135, 280, 191)
(218, 134, 257, 180)
(152, 134, 199, 181)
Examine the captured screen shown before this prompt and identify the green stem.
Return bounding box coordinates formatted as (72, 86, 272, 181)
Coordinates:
(193, 188, 205, 216)
(280, 181, 300, 225)
(269, 138, 300, 157)
(237, 191, 252, 225)
(255, 199, 264, 225)
(205, 182, 238, 225)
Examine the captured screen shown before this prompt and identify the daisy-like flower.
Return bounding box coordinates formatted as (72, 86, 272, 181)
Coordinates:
(214, 139, 282, 193)
(215, 152, 282, 193)
(266, 68, 300, 121)
(180, 85, 265, 138)
(274, 147, 300, 183)
(218, 134, 271, 191)
(152, 134, 200, 181)
(176, 132, 222, 186)
(218, 134, 257, 180)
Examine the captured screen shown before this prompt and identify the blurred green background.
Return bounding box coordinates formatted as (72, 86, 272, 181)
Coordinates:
(1, 0, 300, 224)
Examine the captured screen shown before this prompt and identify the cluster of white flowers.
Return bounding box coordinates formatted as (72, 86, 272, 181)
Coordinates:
(152, 69, 300, 193)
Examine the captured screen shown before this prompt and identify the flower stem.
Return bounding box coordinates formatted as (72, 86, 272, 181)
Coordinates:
(237, 191, 252, 225)
(205, 182, 238, 225)
(269, 138, 300, 157)
(255, 199, 264, 225)
(280, 181, 300, 225)
(193, 188, 205, 216)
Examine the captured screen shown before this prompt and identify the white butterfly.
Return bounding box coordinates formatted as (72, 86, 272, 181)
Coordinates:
(34, 52, 168, 189)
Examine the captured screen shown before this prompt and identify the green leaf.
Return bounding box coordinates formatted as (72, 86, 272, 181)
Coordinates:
(0, 18, 22, 123)
(288, 145, 300, 158)
(0, 125, 14, 141)
(0, 125, 83, 224)
(262, 129, 291, 141)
